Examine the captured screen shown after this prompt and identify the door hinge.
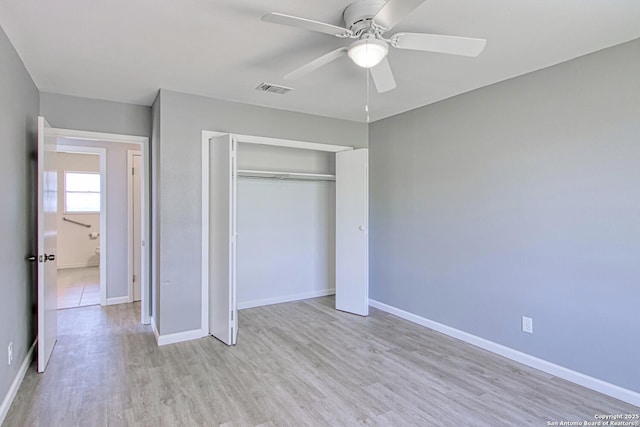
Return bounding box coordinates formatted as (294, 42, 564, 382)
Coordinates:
(132, 167, 135, 176)
(230, 310, 233, 321)
(133, 274, 136, 283)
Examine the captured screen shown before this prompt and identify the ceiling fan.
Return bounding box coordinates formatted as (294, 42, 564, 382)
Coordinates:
(262, 0, 486, 93)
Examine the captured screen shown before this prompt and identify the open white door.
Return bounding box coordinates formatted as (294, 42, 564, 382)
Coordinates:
(208, 134, 237, 345)
(37, 116, 58, 372)
(336, 148, 369, 316)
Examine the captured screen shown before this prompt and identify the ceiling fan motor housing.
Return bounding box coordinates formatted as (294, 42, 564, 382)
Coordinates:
(343, 0, 387, 35)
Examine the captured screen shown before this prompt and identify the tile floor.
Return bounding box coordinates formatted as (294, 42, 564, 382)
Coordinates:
(57, 267, 101, 309)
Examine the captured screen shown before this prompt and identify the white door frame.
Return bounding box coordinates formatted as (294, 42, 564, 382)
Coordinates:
(49, 127, 151, 324)
(127, 150, 142, 303)
(56, 144, 108, 306)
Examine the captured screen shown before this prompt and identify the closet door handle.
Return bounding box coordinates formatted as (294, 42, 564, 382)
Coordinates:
(44, 254, 56, 262)
(359, 226, 367, 232)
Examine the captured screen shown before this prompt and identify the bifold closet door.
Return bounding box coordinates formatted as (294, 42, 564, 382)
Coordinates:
(208, 134, 238, 345)
(336, 148, 369, 316)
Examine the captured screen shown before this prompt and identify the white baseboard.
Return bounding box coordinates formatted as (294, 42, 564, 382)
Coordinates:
(369, 299, 640, 408)
(238, 288, 336, 310)
(157, 329, 207, 346)
(150, 317, 207, 346)
(106, 296, 130, 306)
(0, 340, 36, 425)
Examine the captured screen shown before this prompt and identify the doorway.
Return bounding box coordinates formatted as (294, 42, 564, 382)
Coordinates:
(55, 148, 106, 309)
(46, 126, 150, 324)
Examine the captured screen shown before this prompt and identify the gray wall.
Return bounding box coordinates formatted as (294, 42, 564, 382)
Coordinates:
(369, 38, 640, 392)
(0, 24, 39, 411)
(40, 92, 151, 137)
(156, 89, 368, 335)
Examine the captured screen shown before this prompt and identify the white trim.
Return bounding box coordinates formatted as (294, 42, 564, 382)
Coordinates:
(127, 150, 142, 304)
(157, 329, 207, 346)
(238, 289, 336, 310)
(234, 133, 353, 152)
(106, 296, 131, 306)
(0, 340, 36, 425)
(369, 299, 640, 407)
(151, 316, 160, 344)
(127, 150, 133, 303)
(48, 128, 147, 145)
(140, 138, 150, 325)
(57, 144, 107, 306)
(201, 131, 214, 336)
(99, 151, 107, 306)
(53, 128, 151, 325)
(55, 145, 105, 155)
(149, 319, 208, 349)
(200, 131, 353, 153)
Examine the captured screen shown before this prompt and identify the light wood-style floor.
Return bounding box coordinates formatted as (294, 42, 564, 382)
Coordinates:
(4, 297, 638, 426)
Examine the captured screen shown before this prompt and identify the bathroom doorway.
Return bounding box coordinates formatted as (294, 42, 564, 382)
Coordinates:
(46, 127, 150, 324)
(55, 147, 105, 309)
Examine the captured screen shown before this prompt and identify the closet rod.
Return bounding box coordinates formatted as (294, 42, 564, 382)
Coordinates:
(238, 176, 335, 182)
(237, 169, 335, 182)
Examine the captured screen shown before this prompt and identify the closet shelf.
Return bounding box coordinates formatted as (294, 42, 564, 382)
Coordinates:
(237, 169, 336, 182)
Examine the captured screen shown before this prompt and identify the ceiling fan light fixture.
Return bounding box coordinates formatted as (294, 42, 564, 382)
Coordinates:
(348, 38, 388, 68)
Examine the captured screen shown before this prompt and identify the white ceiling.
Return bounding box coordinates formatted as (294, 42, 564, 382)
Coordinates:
(1, 0, 640, 122)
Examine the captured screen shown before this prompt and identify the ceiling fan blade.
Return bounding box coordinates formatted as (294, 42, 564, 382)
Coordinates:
(262, 12, 353, 37)
(369, 57, 397, 93)
(372, 0, 427, 31)
(392, 33, 487, 57)
(284, 47, 348, 81)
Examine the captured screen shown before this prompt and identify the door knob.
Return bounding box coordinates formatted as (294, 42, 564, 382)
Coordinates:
(26, 255, 37, 262)
(44, 254, 56, 262)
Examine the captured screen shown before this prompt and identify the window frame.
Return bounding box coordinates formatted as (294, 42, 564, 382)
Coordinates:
(63, 171, 101, 214)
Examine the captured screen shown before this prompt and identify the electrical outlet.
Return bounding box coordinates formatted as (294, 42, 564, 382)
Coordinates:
(522, 316, 533, 334)
(8, 342, 13, 365)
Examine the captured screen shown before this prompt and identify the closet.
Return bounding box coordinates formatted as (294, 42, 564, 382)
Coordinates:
(204, 133, 368, 345)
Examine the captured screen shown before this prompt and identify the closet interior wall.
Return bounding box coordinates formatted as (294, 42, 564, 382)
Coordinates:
(236, 143, 336, 309)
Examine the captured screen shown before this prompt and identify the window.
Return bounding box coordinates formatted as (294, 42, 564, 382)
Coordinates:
(64, 172, 100, 213)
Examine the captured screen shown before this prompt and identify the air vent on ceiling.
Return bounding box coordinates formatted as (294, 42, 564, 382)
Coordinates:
(255, 82, 293, 95)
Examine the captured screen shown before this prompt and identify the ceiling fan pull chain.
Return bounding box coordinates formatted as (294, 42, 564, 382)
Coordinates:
(365, 67, 371, 122)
